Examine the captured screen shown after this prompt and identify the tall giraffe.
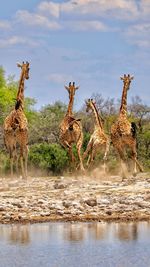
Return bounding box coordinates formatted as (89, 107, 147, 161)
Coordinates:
(111, 74, 143, 179)
(59, 82, 84, 171)
(3, 61, 30, 178)
(83, 99, 110, 172)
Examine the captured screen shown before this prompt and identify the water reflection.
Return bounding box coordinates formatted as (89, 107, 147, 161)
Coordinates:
(0, 224, 30, 245)
(64, 224, 84, 241)
(115, 222, 138, 241)
(0, 222, 149, 244)
(9, 225, 30, 244)
(0, 222, 150, 267)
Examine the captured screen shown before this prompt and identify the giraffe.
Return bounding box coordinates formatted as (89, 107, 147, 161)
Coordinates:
(82, 99, 110, 172)
(3, 61, 30, 179)
(111, 74, 143, 179)
(59, 82, 84, 171)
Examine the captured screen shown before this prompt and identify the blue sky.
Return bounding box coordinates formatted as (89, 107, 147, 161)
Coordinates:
(0, 0, 150, 110)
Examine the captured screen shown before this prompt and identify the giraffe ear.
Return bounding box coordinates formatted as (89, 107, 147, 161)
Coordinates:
(17, 63, 22, 68)
(130, 76, 134, 80)
(75, 86, 79, 90)
(64, 85, 69, 91)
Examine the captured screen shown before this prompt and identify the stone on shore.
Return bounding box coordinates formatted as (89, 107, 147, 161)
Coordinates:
(0, 173, 150, 224)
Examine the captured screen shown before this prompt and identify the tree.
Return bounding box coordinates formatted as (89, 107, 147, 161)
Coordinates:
(129, 96, 150, 132)
(29, 143, 69, 174)
(29, 101, 67, 145)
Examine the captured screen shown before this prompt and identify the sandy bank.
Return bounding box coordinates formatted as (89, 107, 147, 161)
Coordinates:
(0, 172, 150, 224)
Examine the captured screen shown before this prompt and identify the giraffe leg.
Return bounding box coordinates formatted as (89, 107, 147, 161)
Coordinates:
(10, 148, 15, 178)
(68, 146, 75, 163)
(132, 151, 137, 176)
(20, 156, 25, 179)
(103, 141, 110, 174)
(76, 140, 85, 172)
(90, 146, 95, 164)
(103, 140, 110, 161)
(87, 145, 97, 168)
(16, 156, 19, 177)
(116, 146, 128, 180)
(131, 147, 143, 176)
(10, 156, 14, 177)
(135, 159, 143, 172)
(76, 142, 91, 170)
(61, 141, 75, 165)
(87, 154, 91, 166)
(64, 140, 71, 149)
(20, 147, 26, 179)
(13, 145, 19, 177)
(24, 145, 29, 179)
(82, 142, 92, 163)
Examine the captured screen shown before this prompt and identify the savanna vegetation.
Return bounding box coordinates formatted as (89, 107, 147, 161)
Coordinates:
(0, 66, 149, 175)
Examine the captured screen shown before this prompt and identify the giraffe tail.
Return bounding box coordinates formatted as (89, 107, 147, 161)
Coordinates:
(131, 122, 137, 138)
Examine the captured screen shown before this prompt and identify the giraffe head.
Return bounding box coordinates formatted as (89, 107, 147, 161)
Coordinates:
(17, 61, 30, 80)
(64, 82, 79, 99)
(85, 98, 95, 112)
(120, 74, 134, 90)
(85, 98, 104, 124)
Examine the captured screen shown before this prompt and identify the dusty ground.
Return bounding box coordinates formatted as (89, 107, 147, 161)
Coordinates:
(0, 171, 150, 224)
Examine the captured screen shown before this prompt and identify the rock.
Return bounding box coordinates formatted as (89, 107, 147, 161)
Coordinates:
(0, 206, 6, 211)
(85, 198, 97, 207)
(8, 181, 19, 187)
(38, 200, 45, 204)
(62, 201, 71, 208)
(106, 210, 112, 216)
(144, 194, 150, 201)
(2, 213, 11, 220)
(97, 198, 110, 205)
(54, 183, 67, 189)
(40, 212, 51, 217)
(11, 201, 23, 208)
(135, 201, 150, 209)
(0, 174, 150, 223)
(56, 210, 64, 216)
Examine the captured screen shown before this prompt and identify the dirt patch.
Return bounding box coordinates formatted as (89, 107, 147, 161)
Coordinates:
(0, 172, 150, 224)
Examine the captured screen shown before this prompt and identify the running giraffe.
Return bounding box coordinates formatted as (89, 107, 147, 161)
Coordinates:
(111, 74, 143, 179)
(4, 61, 30, 178)
(59, 82, 84, 171)
(83, 98, 110, 172)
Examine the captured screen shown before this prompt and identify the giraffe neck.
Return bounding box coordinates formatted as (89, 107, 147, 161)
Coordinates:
(119, 84, 129, 117)
(91, 103, 103, 129)
(66, 94, 74, 117)
(16, 71, 25, 104)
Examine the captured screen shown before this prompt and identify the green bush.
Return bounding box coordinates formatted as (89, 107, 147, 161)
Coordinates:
(29, 143, 69, 174)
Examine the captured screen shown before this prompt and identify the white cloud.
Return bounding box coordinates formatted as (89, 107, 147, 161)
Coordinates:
(0, 20, 11, 29)
(37, 1, 60, 18)
(0, 36, 38, 48)
(61, 0, 139, 20)
(12, 0, 149, 35)
(68, 20, 108, 31)
(139, 0, 150, 17)
(15, 10, 61, 30)
(48, 73, 73, 84)
(125, 23, 150, 48)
